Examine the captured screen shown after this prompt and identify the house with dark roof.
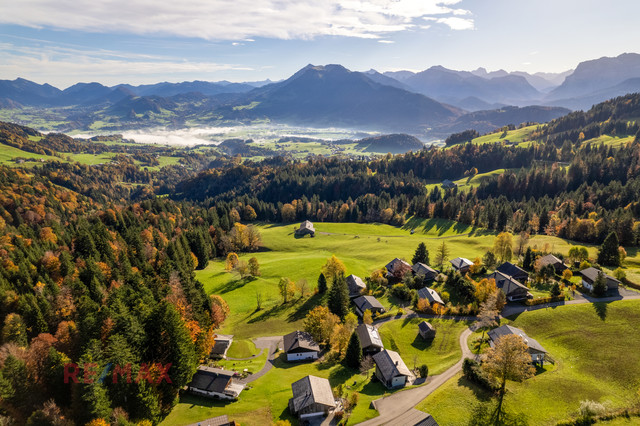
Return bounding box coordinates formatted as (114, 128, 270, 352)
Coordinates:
(412, 263, 438, 281)
(185, 415, 233, 426)
(488, 271, 531, 302)
(288, 375, 336, 419)
(580, 267, 620, 292)
(346, 274, 366, 298)
(295, 220, 315, 237)
(391, 409, 440, 426)
(538, 254, 568, 274)
(352, 295, 386, 317)
(283, 331, 320, 362)
(496, 262, 529, 282)
(187, 366, 244, 400)
(488, 325, 547, 364)
(417, 287, 444, 305)
(418, 321, 436, 340)
(450, 257, 473, 273)
(210, 334, 233, 359)
(372, 349, 414, 389)
(441, 179, 457, 189)
(356, 323, 384, 354)
(385, 258, 412, 278)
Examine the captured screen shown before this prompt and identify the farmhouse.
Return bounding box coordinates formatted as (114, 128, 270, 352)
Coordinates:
(353, 295, 386, 317)
(356, 323, 384, 354)
(496, 262, 529, 282)
(441, 179, 457, 189)
(295, 220, 315, 237)
(288, 375, 336, 420)
(418, 321, 436, 340)
(187, 366, 244, 400)
(450, 257, 473, 273)
(283, 331, 320, 362)
(209, 334, 233, 359)
(412, 263, 438, 281)
(184, 415, 233, 426)
(417, 287, 444, 305)
(488, 325, 547, 364)
(580, 267, 620, 291)
(346, 274, 366, 298)
(373, 349, 414, 389)
(385, 258, 412, 278)
(488, 271, 531, 302)
(538, 254, 568, 274)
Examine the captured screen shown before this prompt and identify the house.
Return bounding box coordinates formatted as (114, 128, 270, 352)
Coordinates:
(496, 262, 529, 282)
(356, 323, 384, 354)
(412, 263, 438, 281)
(288, 375, 336, 419)
(353, 295, 386, 317)
(185, 415, 233, 426)
(283, 331, 320, 362)
(385, 258, 412, 278)
(449, 257, 473, 273)
(579, 267, 620, 291)
(391, 409, 440, 426)
(346, 274, 366, 298)
(418, 321, 436, 340)
(417, 287, 444, 305)
(537, 254, 568, 274)
(488, 325, 547, 364)
(187, 366, 244, 400)
(295, 220, 315, 237)
(210, 334, 234, 359)
(488, 271, 531, 302)
(372, 349, 414, 389)
(441, 179, 457, 189)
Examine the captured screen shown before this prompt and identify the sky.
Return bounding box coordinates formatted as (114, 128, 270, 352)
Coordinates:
(1, 0, 639, 88)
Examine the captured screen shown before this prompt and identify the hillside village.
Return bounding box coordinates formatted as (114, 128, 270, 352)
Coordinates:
(180, 219, 638, 426)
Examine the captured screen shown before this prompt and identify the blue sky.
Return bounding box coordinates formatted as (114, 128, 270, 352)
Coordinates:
(1, 0, 639, 88)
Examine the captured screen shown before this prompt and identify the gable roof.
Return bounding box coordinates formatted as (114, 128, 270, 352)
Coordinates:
(356, 324, 384, 350)
(283, 331, 320, 353)
(185, 415, 230, 426)
(580, 267, 620, 284)
(538, 254, 564, 267)
(290, 375, 336, 413)
(189, 366, 235, 393)
(346, 274, 366, 295)
(373, 349, 412, 380)
(441, 179, 457, 188)
(488, 271, 529, 297)
(418, 321, 435, 333)
(412, 263, 437, 277)
(496, 262, 528, 280)
(417, 287, 444, 305)
(488, 325, 547, 354)
(299, 220, 314, 230)
(210, 339, 231, 355)
(353, 295, 385, 312)
(390, 409, 440, 426)
(385, 258, 411, 274)
(450, 257, 473, 270)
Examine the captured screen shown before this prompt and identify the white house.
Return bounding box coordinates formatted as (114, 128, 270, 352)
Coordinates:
(283, 331, 320, 361)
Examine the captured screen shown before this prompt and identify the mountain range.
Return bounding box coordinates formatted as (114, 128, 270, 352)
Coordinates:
(0, 53, 639, 136)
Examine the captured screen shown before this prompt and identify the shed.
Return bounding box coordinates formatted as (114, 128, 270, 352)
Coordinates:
(418, 321, 436, 340)
(295, 220, 315, 237)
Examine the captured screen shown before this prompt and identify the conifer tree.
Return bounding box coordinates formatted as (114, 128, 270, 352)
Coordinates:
(328, 274, 350, 319)
(344, 331, 362, 369)
(317, 273, 328, 294)
(412, 242, 429, 265)
(597, 232, 621, 266)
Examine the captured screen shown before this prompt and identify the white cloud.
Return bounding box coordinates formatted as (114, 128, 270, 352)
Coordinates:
(0, 0, 473, 40)
(436, 16, 474, 30)
(0, 42, 253, 87)
(378, 40, 394, 44)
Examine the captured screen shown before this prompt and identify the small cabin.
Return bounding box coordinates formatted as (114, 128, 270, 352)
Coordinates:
(418, 321, 436, 340)
(295, 220, 315, 237)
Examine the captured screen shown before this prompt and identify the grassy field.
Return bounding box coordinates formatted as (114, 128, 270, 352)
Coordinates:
(378, 317, 471, 375)
(425, 168, 508, 194)
(469, 125, 538, 146)
(417, 300, 640, 425)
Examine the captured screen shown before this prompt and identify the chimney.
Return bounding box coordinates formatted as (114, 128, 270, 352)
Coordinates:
(395, 361, 398, 366)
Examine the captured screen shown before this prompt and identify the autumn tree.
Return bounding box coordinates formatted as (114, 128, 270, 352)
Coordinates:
(481, 334, 535, 423)
(493, 232, 514, 262)
(278, 277, 297, 304)
(304, 306, 339, 345)
(322, 255, 346, 284)
(248, 257, 261, 277)
(225, 252, 239, 271)
(434, 241, 449, 268)
(362, 309, 373, 325)
(298, 279, 309, 299)
(568, 246, 589, 264)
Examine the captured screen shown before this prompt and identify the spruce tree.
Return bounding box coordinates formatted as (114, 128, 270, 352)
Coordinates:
(597, 232, 621, 266)
(592, 272, 608, 297)
(328, 274, 349, 319)
(412, 242, 429, 265)
(317, 273, 328, 294)
(522, 247, 534, 270)
(344, 331, 362, 368)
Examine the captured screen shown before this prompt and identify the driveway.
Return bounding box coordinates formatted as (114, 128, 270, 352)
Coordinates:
(238, 336, 282, 384)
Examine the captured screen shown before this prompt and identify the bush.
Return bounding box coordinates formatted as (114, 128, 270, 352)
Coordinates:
(525, 295, 565, 306)
(418, 364, 428, 378)
(462, 358, 495, 390)
(390, 284, 412, 301)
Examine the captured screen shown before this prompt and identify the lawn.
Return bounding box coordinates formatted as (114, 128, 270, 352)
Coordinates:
(469, 125, 538, 146)
(417, 300, 640, 425)
(378, 317, 471, 375)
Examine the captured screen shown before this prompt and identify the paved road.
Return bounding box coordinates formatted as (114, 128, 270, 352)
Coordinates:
(358, 328, 474, 426)
(238, 336, 282, 384)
